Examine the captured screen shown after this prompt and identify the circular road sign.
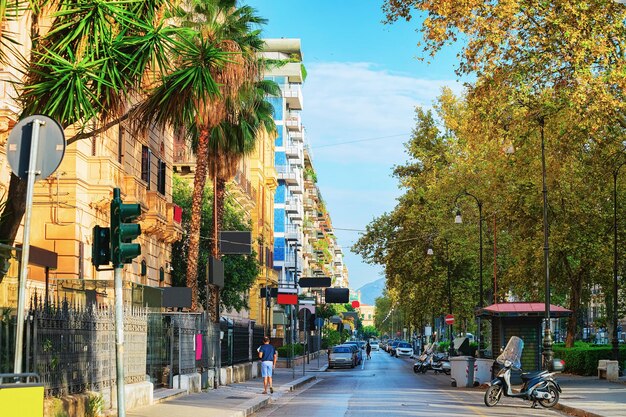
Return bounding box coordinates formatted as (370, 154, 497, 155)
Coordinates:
(6, 115, 65, 180)
(445, 314, 455, 325)
(351, 300, 360, 308)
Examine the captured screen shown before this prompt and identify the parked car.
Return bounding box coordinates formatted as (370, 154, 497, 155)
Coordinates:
(370, 341, 380, 351)
(395, 342, 414, 357)
(388, 340, 401, 356)
(343, 341, 364, 364)
(328, 345, 356, 369)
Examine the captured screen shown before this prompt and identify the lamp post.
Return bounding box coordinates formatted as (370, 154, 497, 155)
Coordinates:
(454, 191, 483, 357)
(539, 118, 553, 371)
(427, 239, 454, 356)
(612, 162, 626, 361)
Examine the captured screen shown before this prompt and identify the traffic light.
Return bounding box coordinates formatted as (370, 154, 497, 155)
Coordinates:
(110, 188, 142, 267)
(92, 225, 111, 267)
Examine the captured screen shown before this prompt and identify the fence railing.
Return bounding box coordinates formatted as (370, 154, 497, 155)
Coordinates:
(1, 298, 263, 399)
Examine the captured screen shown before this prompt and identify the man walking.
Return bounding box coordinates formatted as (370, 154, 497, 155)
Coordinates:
(257, 336, 277, 394)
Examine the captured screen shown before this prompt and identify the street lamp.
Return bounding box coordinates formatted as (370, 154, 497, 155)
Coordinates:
(454, 191, 483, 357)
(427, 239, 454, 356)
(612, 162, 626, 362)
(539, 117, 553, 371)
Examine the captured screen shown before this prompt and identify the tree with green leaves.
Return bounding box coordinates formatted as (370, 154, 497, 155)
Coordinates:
(137, 0, 267, 315)
(1, 0, 211, 244)
(171, 174, 258, 312)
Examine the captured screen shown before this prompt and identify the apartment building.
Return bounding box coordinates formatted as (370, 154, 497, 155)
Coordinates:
(0, 14, 183, 305)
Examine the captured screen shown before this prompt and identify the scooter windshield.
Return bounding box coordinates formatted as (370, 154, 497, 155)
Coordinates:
(496, 336, 524, 369)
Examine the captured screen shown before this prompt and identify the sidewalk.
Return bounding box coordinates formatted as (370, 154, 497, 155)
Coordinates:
(127, 353, 328, 417)
(554, 373, 626, 417)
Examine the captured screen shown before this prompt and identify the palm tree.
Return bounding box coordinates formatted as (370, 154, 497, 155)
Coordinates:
(139, 0, 267, 314)
(0, 0, 187, 243)
(204, 78, 279, 316)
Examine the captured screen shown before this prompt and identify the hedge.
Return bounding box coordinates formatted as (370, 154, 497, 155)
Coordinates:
(553, 343, 626, 376)
(277, 343, 304, 358)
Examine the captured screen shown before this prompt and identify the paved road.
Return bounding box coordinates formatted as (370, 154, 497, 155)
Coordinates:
(253, 349, 565, 417)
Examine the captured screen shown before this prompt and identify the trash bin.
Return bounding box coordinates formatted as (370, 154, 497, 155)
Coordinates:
(450, 356, 475, 388)
(0, 373, 44, 417)
(474, 358, 493, 385)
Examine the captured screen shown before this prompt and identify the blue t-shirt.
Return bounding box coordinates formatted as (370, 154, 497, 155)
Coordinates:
(258, 344, 276, 362)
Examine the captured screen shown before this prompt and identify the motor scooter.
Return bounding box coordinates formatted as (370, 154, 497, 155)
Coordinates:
(413, 343, 431, 373)
(430, 353, 451, 375)
(484, 336, 561, 408)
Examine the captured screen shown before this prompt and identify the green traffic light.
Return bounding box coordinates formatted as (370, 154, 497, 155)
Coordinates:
(92, 225, 111, 266)
(110, 188, 142, 267)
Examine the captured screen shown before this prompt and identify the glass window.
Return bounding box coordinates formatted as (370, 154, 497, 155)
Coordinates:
(157, 159, 166, 195)
(274, 237, 285, 261)
(274, 208, 285, 232)
(141, 145, 151, 189)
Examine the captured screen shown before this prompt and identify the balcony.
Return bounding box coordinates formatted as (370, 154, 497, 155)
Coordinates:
(282, 83, 303, 110)
(290, 131, 304, 142)
(284, 254, 302, 273)
(284, 225, 301, 242)
(285, 144, 302, 161)
(277, 166, 302, 186)
(285, 112, 302, 131)
(142, 191, 170, 240)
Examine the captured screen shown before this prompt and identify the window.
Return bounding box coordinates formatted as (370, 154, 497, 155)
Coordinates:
(118, 126, 125, 164)
(157, 159, 166, 195)
(141, 145, 151, 189)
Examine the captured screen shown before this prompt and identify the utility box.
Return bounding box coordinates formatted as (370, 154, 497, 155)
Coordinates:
(0, 373, 43, 417)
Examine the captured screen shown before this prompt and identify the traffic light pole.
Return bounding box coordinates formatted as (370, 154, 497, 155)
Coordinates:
(114, 265, 126, 417)
(110, 187, 141, 417)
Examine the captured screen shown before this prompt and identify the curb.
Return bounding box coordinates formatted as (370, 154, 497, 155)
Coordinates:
(230, 396, 271, 417)
(152, 389, 187, 405)
(281, 374, 316, 392)
(555, 403, 605, 417)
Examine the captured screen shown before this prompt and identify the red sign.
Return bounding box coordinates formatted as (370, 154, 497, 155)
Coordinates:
(445, 314, 455, 325)
(351, 300, 360, 308)
(277, 293, 298, 305)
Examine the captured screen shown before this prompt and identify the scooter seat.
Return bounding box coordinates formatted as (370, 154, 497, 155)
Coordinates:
(521, 370, 546, 381)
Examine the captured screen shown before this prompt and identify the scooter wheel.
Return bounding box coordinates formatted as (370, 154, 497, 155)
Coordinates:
(538, 385, 560, 408)
(484, 385, 502, 407)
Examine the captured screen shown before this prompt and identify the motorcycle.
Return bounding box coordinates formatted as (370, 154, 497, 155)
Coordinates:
(413, 343, 432, 373)
(413, 343, 451, 375)
(484, 336, 561, 408)
(430, 353, 451, 375)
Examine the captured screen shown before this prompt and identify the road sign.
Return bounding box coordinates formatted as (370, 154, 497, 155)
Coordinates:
(351, 300, 360, 308)
(6, 115, 65, 180)
(445, 314, 455, 325)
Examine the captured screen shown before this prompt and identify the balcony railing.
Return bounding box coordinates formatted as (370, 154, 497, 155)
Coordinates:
(282, 83, 303, 110)
(285, 112, 302, 131)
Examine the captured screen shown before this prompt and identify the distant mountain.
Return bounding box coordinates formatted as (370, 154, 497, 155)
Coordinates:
(357, 278, 386, 306)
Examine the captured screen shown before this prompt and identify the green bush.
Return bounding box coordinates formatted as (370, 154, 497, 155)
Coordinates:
(277, 343, 304, 358)
(438, 341, 450, 353)
(553, 344, 626, 375)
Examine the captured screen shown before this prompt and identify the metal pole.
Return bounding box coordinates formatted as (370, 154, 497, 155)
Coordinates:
(14, 119, 44, 374)
(478, 200, 483, 358)
(303, 311, 306, 376)
(613, 167, 622, 361)
(114, 266, 126, 417)
(540, 118, 553, 370)
(447, 240, 454, 356)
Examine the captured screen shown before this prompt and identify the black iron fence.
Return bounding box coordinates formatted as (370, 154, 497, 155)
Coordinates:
(1, 297, 265, 399)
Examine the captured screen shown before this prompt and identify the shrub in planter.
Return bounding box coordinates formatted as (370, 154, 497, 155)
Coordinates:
(552, 344, 626, 375)
(277, 343, 304, 358)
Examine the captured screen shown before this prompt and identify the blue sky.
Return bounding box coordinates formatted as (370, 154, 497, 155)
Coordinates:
(246, 1, 463, 291)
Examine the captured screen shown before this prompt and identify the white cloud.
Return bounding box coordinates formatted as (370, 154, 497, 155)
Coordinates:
(302, 62, 461, 165)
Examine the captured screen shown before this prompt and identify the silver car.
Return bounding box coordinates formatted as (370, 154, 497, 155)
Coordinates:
(328, 345, 356, 368)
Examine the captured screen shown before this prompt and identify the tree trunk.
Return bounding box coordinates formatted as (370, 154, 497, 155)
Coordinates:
(566, 274, 583, 348)
(0, 174, 27, 244)
(208, 177, 227, 323)
(185, 126, 211, 312)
